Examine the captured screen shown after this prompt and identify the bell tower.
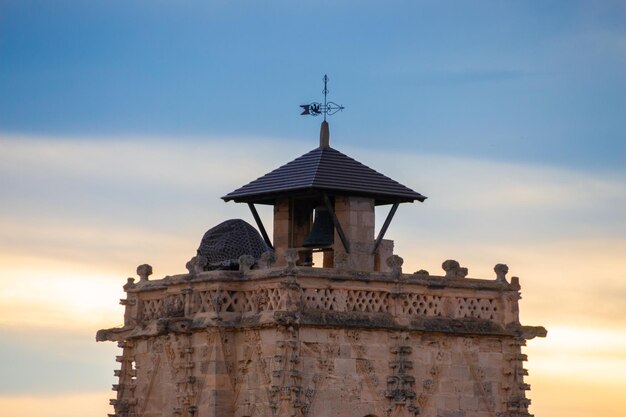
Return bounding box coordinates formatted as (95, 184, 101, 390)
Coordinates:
(222, 76, 426, 271)
(221, 120, 426, 271)
(97, 76, 545, 417)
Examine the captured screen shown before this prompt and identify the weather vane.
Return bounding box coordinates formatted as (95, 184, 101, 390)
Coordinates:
(300, 74, 345, 121)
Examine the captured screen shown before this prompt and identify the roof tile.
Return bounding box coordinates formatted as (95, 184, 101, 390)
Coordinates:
(222, 146, 426, 204)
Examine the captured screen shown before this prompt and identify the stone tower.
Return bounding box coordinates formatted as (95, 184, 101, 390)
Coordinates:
(97, 122, 546, 417)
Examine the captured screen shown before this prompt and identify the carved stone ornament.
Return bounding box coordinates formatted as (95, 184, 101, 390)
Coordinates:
(494, 263, 509, 283)
(123, 277, 135, 291)
(258, 250, 277, 269)
(185, 254, 209, 274)
(386, 255, 404, 277)
(441, 259, 468, 279)
(284, 248, 299, 269)
(239, 254, 256, 272)
(136, 264, 153, 281)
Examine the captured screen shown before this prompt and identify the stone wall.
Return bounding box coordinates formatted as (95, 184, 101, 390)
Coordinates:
(98, 261, 545, 417)
(108, 327, 532, 417)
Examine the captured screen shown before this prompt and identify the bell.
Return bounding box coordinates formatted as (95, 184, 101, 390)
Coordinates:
(302, 206, 335, 247)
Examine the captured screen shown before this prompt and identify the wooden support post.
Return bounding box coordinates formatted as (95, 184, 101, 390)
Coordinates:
(322, 192, 350, 253)
(248, 203, 273, 250)
(371, 201, 399, 255)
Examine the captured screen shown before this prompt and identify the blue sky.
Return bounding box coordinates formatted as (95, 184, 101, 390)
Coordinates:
(1, 2, 625, 417)
(1, 0, 625, 168)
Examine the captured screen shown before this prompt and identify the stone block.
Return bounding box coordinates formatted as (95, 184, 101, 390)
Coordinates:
(478, 352, 503, 367)
(459, 395, 479, 410)
(351, 197, 374, 211)
(356, 228, 374, 243)
(204, 373, 233, 387)
(339, 344, 352, 358)
(432, 350, 452, 365)
(437, 394, 460, 410)
(478, 338, 503, 353)
(437, 379, 457, 395)
(450, 352, 466, 366)
(437, 410, 466, 417)
(456, 381, 475, 396)
(449, 365, 470, 379)
(480, 366, 499, 379)
(334, 358, 356, 375)
(300, 329, 328, 343)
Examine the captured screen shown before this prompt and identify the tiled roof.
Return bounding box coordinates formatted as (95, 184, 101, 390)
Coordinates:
(222, 145, 426, 205)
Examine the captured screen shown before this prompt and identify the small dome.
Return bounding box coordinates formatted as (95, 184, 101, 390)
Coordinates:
(197, 219, 269, 267)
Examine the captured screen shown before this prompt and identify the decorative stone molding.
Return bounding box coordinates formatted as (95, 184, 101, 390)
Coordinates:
(385, 333, 419, 417)
(386, 255, 404, 278)
(110, 340, 138, 417)
(137, 264, 153, 281)
(495, 263, 509, 283)
(271, 326, 303, 417)
(258, 251, 277, 269)
(123, 277, 135, 291)
(186, 255, 208, 274)
(442, 260, 468, 279)
(238, 254, 256, 273)
(284, 249, 299, 270)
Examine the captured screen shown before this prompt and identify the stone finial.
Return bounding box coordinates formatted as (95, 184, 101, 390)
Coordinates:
(386, 255, 404, 277)
(238, 254, 255, 272)
(258, 251, 277, 269)
(284, 249, 299, 269)
(494, 263, 509, 283)
(320, 120, 330, 148)
(136, 264, 153, 281)
(186, 255, 208, 274)
(123, 277, 135, 291)
(414, 269, 429, 276)
(441, 259, 468, 279)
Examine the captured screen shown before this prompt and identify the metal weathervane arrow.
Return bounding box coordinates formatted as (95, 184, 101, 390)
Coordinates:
(300, 74, 345, 121)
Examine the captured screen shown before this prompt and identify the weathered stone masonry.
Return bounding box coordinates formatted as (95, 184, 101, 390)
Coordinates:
(97, 120, 545, 417)
(98, 258, 545, 417)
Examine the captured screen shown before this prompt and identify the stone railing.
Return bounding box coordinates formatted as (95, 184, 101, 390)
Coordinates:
(109, 258, 523, 339)
(133, 282, 508, 322)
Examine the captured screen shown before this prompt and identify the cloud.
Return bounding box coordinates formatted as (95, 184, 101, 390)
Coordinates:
(525, 325, 626, 417)
(0, 391, 112, 417)
(0, 134, 302, 189)
(0, 327, 117, 395)
(0, 254, 127, 331)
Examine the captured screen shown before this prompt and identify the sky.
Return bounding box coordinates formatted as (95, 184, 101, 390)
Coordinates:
(0, 1, 625, 416)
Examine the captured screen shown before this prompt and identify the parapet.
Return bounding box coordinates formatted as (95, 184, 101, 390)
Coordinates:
(97, 253, 546, 343)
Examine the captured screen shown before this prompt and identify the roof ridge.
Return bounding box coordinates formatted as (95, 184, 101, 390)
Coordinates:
(311, 146, 330, 186)
(301, 146, 323, 187)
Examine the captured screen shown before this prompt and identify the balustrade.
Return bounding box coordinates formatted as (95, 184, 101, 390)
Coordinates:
(131, 272, 508, 326)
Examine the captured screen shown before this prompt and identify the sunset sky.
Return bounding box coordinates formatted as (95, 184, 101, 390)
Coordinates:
(1, 1, 625, 416)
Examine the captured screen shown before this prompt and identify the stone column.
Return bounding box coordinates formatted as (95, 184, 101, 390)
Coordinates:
(273, 199, 291, 267)
(333, 196, 375, 272)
